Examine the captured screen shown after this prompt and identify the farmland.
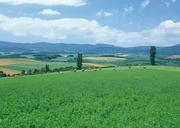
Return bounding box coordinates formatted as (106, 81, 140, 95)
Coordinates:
(0, 66, 179, 127)
(0, 58, 76, 75)
(0, 67, 21, 75)
(0, 54, 124, 74)
(0, 51, 180, 75)
(168, 55, 180, 59)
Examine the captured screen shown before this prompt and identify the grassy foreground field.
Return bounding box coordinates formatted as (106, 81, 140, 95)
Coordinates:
(0, 67, 180, 128)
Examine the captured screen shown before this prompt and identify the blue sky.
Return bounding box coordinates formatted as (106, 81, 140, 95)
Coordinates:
(0, 0, 179, 47)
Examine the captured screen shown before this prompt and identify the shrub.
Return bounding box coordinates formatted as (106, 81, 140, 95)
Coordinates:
(21, 70, 26, 75)
(33, 69, 39, 74)
(0, 71, 7, 78)
(27, 69, 32, 75)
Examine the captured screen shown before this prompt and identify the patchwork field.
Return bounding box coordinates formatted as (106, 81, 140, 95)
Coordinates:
(0, 59, 40, 75)
(3, 62, 76, 71)
(0, 54, 180, 75)
(0, 67, 21, 75)
(0, 66, 179, 127)
(0, 59, 39, 66)
(0, 57, 113, 74)
(83, 56, 128, 67)
(83, 63, 107, 68)
(0, 58, 76, 74)
(168, 55, 180, 59)
(84, 57, 126, 61)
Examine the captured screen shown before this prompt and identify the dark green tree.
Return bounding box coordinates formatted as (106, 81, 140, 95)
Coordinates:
(45, 64, 50, 73)
(150, 46, 156, 65)
(77, 53, 83, 70)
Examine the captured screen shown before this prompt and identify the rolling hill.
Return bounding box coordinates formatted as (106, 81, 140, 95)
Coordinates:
(0, 41, 180, 55)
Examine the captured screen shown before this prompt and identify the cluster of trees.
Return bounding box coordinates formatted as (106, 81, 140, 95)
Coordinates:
(22, 64, 51, 75)
(0, 71, 7, 78)
(33, 54, 62, 61)
(52, 66, 75, 72)
(22, 65, 79, 76)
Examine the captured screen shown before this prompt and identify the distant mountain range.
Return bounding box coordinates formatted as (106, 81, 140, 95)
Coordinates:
(0, 41, 180, 55)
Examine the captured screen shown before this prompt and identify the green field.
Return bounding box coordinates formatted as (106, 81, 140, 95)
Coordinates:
(0, 66, 180, 128)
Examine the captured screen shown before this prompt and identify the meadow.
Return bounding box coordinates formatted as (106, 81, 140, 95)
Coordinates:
(0, 66, 179, 128)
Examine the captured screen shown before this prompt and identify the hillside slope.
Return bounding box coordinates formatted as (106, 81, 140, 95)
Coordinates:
(0, 41, 180, 55)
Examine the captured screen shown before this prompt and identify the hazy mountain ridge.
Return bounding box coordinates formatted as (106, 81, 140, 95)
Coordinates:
(0, 41, 180, 55)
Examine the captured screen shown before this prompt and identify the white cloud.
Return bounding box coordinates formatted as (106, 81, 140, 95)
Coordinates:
(96, 10, 113, 17)
(0, 0, 87, 6)
(0, 14, 179, 47)
(141, 0, 150, 9)
(144, 20, 180, 46)
(40, 9, 61, 16)
(123, 6, 134, 16)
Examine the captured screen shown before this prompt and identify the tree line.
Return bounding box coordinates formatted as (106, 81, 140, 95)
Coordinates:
(23, 53, 83, 75)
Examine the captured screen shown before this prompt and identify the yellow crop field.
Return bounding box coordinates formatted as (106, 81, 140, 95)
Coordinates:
(0, 67, 21, 75)
(84, 57, 126, 61)
(0, 59, 40, 75)
(0, 59, 39, 66)
(83, 63, 107, 68)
